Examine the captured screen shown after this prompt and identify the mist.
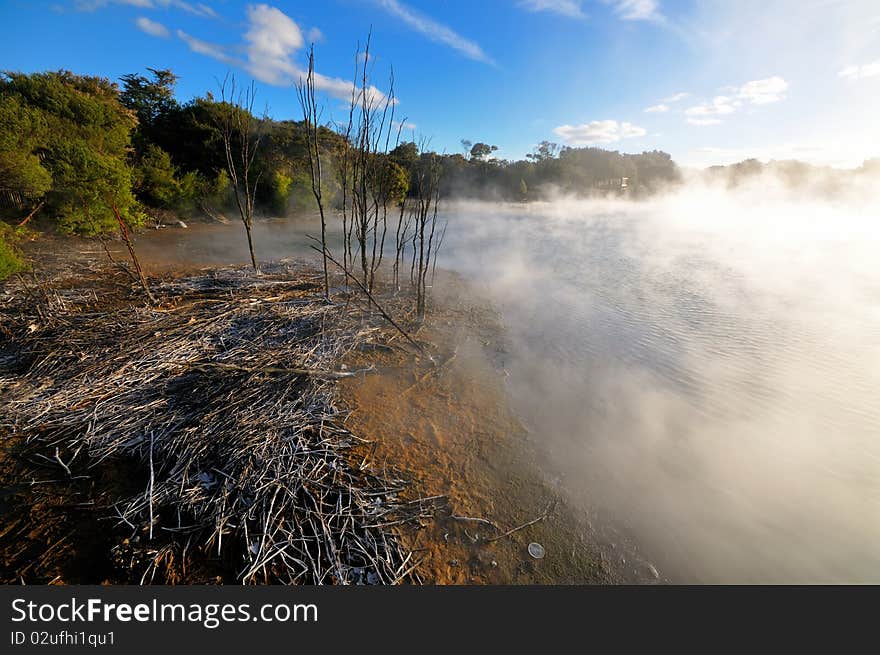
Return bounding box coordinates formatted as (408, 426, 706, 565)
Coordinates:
(428, 175, 880, 583)
(128, 171, 880, 582)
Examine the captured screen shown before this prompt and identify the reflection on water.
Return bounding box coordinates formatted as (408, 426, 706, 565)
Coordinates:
(136, 185, 880, 583)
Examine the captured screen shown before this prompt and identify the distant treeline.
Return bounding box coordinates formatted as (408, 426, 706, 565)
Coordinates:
(700, 157, 880, 195)
(0, 68, 682, 240)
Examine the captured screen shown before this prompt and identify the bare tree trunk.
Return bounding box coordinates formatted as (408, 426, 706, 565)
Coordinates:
(110, 202, 157, 304)
(218, 75, 264, 272)
(297, 46, 330, 300)
(17, 201, 44, 227)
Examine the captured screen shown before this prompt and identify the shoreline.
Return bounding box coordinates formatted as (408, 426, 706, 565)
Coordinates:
(1, 230, 657, 584)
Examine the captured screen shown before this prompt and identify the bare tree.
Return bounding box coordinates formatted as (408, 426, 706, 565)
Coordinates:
(330, 36, 444, 320)
(217, 75, 263, 272)
(296, 46, 330, 300)
(108, 201, 157, 304)
(334, 35, 403, 294)
(410, 151, 442, 319)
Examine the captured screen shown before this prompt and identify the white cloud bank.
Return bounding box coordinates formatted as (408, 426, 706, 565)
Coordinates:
(645, 104, 669, 113)
(685, 77, 787, 126)
(554, 120, 647, 145)
(135, 16, 169, 38)
(735, 76, 788, 104)
(838, 59, 880, 80)
(375, 0, 493, 64)
(174, 4, 391, 104)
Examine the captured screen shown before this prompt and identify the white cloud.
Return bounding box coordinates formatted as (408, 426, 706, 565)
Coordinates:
(838, 59, 880, 80)
(644, 91, 687, 114)
(242, 3, 303, 84)
(685, 95, 739, 118)
(176, 29, 236, 63)
(76, 0, 217, 17)
(553, 120, 647, 145)
(177, 5, 392, 105)
(662, 91, 689, 103)
(735, 76, 788, 104)
(684, 78, 786, 126)
(607, 0, 662, 21)
(75, 0, 151, 7)
(307, 27, 324, 43)
(375, 0, 493, 64)
(522, 0, 663, 21)
(135, 15, 169, 37)
(517, 0, 586, 19)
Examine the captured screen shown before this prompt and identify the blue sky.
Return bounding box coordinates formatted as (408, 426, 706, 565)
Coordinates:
(3, 0, 879, 167)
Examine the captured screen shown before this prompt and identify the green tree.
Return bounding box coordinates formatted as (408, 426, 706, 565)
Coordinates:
(134, 143, 179, 209)
(0, 95, 52, 202)
(0, 71, 140, 234)
(0, 222, 25, 281)
(469, 142, 498, 161)
(526, 140, 559, 162)
(119, 69, 178, 131)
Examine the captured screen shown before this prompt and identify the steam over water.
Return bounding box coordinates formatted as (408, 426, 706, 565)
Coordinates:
(434, 185, 880, 583)
(139, 180, 880, 583)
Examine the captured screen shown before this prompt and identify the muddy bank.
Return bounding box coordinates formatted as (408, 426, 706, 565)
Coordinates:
(341, 276, 657, 583)
(2, 230, 656, 584)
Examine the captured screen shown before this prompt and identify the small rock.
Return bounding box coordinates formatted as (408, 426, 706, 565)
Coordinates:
(528, 542, 546, 559)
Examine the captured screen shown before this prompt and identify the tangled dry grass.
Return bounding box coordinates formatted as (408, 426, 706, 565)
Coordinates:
(0, 260, 435, 584)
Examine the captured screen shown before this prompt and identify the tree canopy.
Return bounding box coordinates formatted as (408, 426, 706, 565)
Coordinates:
(1, 67, 683, 239)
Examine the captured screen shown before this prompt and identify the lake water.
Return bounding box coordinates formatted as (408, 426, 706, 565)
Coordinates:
(136, 183, 880, 582)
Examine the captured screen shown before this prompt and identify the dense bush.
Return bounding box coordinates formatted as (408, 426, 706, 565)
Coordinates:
(0, 71, 141, 235)
(0, 223, 26, 281)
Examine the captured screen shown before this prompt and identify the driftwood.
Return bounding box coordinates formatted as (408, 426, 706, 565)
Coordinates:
(17, 201, 45, 227)
(0, 261, 430, 584)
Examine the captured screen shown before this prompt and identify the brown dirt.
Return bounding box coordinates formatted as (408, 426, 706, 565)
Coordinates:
(339, 284, 625, 584)
(3, 231, 652, 584)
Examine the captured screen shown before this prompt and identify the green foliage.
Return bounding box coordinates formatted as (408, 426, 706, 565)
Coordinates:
(120, 69, 178, 139)
(0, 222, 26, 281)
(3, 66, 685, 240)
(526, 140, 559, 162)
(135, 144, 178, 209)
(51, 137, 140, 235)
(0, 71, 139, 235)
(375, 158, 409, 205)
(469, 142, 498, 161)
(268, 170, 293, 215)
(389, 141, 419, 171)
(0, 95, 52, 199)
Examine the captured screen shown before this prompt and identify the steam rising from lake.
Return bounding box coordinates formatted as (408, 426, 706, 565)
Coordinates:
(135, 174, 880, 582)
(433, 178, 880, 583)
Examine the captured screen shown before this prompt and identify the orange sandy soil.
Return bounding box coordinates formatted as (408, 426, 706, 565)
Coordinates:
(2, 233, 653, 583)
(340, 284, 647, 584)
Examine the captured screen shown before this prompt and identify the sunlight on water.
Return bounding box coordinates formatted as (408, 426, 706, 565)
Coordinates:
(133, 180, 880, 582)
(434, 182, 880, 583)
